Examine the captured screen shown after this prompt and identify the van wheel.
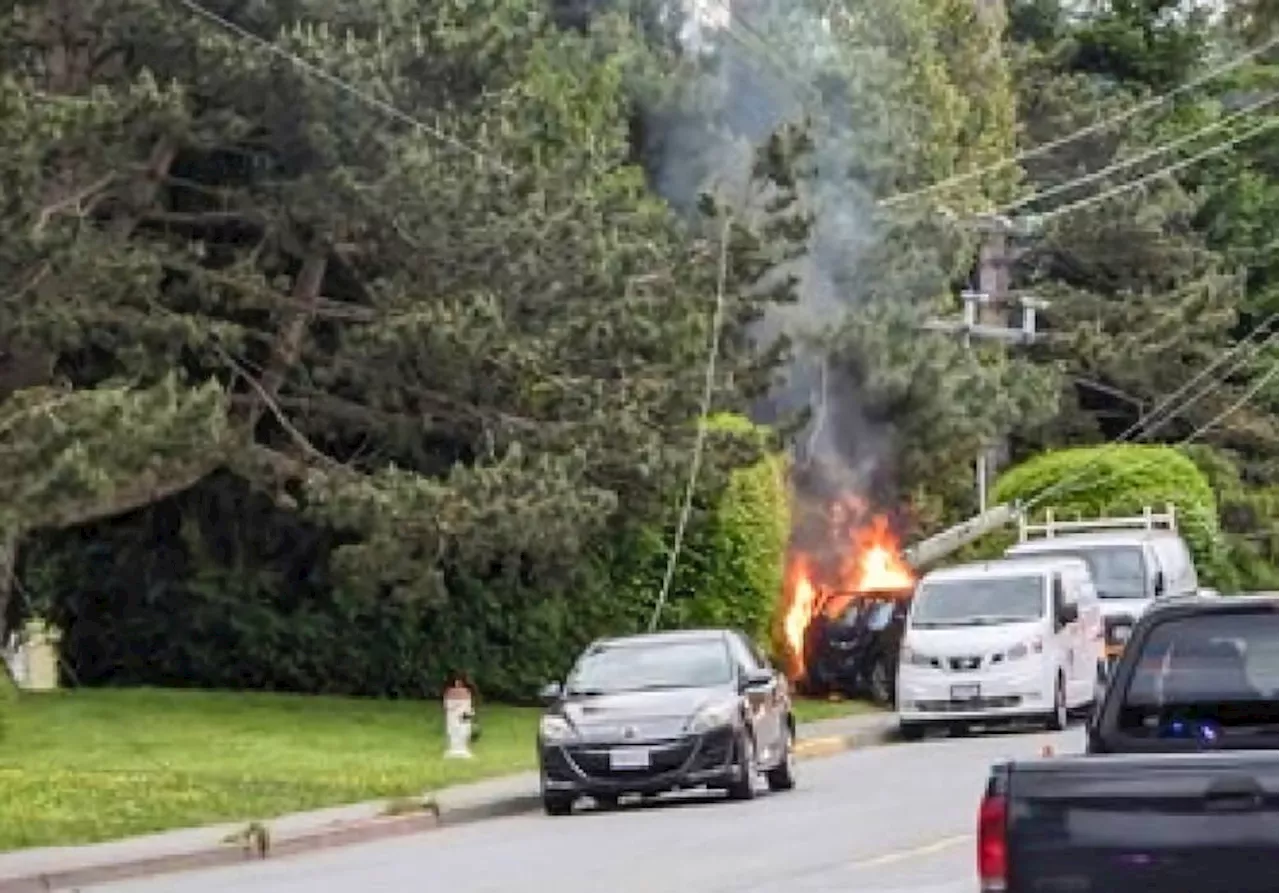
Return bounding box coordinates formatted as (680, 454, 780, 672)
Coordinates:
(1046, 674, 1067, 731)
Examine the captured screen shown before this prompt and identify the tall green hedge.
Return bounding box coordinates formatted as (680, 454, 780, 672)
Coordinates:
(20, 415, 790, 701)
(989, 444, 1233, 587)
(637, 414, 789, 644)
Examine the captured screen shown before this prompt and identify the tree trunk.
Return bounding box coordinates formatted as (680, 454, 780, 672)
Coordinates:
(247, 249, 329, 429)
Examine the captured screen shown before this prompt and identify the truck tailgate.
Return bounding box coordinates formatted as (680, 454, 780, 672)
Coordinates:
(1006, 751, 1279, 892)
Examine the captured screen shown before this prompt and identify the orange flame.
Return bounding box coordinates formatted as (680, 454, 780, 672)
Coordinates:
(850, 515, 915, 592)
(777, 507, 915, 681)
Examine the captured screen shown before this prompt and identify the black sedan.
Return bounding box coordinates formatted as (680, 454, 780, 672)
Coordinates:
(537, 628, 796, 815)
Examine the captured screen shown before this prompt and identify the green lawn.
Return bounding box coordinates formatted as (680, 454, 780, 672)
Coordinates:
(0, 687, 875, 851)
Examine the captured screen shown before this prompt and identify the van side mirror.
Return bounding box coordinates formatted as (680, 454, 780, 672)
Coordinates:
(539, 682, 563, 704)
(1153, 571, 1166, 597)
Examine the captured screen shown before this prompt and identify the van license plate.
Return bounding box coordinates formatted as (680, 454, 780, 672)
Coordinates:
(609, 747, 650, 770)
(951, 683, 981, 701)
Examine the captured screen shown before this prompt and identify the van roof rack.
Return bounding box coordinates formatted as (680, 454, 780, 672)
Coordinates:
(1017, 503, 1178, 541)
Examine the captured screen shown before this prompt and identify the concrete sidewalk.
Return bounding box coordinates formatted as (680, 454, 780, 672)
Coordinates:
(0, 710, 898, 893)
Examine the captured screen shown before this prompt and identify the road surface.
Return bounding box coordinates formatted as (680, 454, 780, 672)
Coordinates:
(94, 726, 1083, 893)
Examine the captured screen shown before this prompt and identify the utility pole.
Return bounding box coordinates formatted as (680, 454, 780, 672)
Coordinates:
(923, 213, 1046, 513)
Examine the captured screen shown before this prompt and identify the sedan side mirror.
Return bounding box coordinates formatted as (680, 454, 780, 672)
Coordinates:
(741, 669, 775, 692)
(1058, 602, 1078, 626)
(539, 682, 563, 704)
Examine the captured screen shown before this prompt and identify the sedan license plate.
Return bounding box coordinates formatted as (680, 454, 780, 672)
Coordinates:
(950, 683, 981, 701)
(609, 747, 651, 770)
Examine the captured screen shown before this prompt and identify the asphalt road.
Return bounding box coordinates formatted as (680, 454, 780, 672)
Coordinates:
(93, 725, 1083, 893)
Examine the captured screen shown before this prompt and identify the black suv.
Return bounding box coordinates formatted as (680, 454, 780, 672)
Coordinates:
(537, 629, 796, 815)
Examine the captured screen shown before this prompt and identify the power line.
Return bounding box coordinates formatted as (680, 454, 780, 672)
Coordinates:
(170, 0, 515, 176)
(648, 214, 734, 632)
(1002, 93, 1278, 214)
(1022, 312, 1279, 513)
(880, 35, 1280, 209)
(1031, 117, 1278, 224)
(1177, 357, 1278, 445)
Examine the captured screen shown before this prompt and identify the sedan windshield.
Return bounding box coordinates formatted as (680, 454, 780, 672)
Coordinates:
(566, 640, 732, 695)
(911, 577, 1045, 628)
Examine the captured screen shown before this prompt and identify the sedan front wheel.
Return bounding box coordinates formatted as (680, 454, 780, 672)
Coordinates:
(726, 731, 758, 801)
(765, 727, 796, 792)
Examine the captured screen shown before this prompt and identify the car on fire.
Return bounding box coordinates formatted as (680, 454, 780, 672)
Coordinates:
(536, 629, 796, 815)
(801, 587, 912, 706)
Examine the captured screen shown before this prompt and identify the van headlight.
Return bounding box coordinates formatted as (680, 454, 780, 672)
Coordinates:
(1005, 637, 1044, 660)
(901, 645, 934, 667)
(540, 715, 577, 743)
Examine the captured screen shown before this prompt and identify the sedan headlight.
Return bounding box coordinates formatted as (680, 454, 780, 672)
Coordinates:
(686, 702, 737, 734)
(539, 714, 577, 743)
(1006, 637, 1044, 661)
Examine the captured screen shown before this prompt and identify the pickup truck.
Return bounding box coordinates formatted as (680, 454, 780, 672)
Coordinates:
(978, 594, 1278, 892)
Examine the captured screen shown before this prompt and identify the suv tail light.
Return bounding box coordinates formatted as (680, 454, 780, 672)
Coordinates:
(977, 792, 1008, 891)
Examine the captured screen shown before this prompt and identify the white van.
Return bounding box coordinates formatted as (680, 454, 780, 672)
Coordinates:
(895, 556, 1104, 739)
(1005, 505, 1198, 667)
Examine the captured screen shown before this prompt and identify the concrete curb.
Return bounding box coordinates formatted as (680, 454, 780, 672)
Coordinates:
(794, 716, 899, 760)
(0, 813, 442, 893)
(0, 716, 898, 892)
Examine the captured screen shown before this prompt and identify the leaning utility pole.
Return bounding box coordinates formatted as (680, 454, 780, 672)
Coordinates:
(923, 213, 1046, 512)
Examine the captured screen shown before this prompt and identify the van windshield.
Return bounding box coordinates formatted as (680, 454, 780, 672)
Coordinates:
(910, 576, 1045, 628)
(1030, 546, 1146, 599)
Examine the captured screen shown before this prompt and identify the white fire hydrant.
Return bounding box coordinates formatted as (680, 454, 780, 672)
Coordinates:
(443, 679, 475, 759)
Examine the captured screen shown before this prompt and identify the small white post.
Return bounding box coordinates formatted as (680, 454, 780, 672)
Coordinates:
(443, 679, 474, 759)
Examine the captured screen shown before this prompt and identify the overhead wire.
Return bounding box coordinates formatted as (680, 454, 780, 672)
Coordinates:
(879, 35, 1280, 209)
(170, 0, 515, 176)
(1001, 93, 1278, 214)
(648, 214, 735, 632)
(1029, 117, 1279, 224)
(1020, 312, 1279, 514)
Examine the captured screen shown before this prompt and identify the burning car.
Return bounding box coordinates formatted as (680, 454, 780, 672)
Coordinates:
(778, 508, 918, 702)
(801, 587, 913, 705)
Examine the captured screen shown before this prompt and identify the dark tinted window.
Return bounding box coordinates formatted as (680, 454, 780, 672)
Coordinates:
(1118, 609, 1279, 745)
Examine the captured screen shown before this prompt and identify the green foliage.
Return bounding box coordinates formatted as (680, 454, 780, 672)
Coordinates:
(1181, 444, 1279, 591)
(990, 444, 1234, 587)
(643, 414, 789, 644)
(26, 414, 785, 700)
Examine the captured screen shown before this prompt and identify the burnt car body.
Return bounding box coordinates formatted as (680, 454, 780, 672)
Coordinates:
(537, 629, 796, 815)
(802, 588, 913, 705)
